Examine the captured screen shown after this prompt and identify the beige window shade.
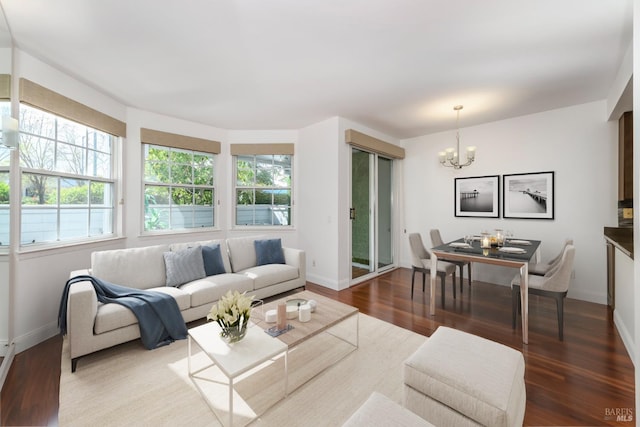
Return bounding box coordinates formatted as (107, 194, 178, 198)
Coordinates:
(345, 129, 405, 159)
(18, 78, 126, 137)
(141, 128, 221, 154)
(230, 143, 294, 156)
(0, 74, 10, 100)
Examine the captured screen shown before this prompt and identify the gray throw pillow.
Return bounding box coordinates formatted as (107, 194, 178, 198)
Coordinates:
(254, 238, 286, 266)
(202, 243, 226, 276)
(164, 246, 206, 287)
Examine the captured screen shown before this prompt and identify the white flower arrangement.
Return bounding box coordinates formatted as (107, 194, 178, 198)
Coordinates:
(207, 290, 254, 341)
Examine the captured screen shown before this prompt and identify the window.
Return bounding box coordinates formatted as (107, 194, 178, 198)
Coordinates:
(19, 104, 115, 245)
(143, 144, 215, 231)
(234, 153, 292, 226)
(0, 101, 10, 246)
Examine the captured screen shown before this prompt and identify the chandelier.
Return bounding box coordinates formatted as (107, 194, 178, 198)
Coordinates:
(438, 105, 476, 169)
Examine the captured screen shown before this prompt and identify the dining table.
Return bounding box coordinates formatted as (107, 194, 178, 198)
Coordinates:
(430, 237, 541, 344)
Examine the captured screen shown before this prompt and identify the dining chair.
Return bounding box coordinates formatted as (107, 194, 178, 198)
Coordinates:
(528, 238, 573, 276)
(511, 244, 575, 340)
(408, 233, 457, 306)
(430, 229, 472, 293)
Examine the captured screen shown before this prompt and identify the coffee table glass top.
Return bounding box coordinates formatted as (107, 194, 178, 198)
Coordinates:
(188, 321, 287, 378)
(251, 290, 359, 348)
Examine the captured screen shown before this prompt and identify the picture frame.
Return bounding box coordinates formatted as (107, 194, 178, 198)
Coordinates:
(454, 175, 500, 218)
(503, 171, 554, 219)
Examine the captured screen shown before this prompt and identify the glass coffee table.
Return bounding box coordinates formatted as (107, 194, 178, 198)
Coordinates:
(188, 290, 358, 426)
(188, 321, 288, 427)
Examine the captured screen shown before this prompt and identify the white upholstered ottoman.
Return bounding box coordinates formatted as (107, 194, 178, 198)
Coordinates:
(342, 392, 435, 427)
(403, 326, 526, 427)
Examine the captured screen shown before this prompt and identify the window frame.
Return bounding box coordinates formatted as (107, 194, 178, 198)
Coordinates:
(233, 153, 294, 228)
(141, 143, 217, 234)
(17, 103, 118, 248)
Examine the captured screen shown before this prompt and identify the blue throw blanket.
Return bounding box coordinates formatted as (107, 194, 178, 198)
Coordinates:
(58, 275, 188, 350)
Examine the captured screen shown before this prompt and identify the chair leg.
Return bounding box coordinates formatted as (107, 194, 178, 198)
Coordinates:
(511, 285, 520, 329)
(411, 268, 416, 298)
(467, 263, 472, 287)
(440, 274, 445, 306)
(556, 294, 565, 341)
(458, 265, 464, 293)
(452, 272, 456, 299)
(422, 271, 426, 293)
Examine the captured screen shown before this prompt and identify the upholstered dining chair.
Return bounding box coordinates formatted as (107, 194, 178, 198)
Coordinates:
(528, 238, 573, 276)
(511, 244, 575, 341)
(408, 233, 457, 306)
(430, 229, 472, 293)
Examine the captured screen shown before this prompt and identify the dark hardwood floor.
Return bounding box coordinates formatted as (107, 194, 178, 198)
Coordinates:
(1, 268, 635, 426)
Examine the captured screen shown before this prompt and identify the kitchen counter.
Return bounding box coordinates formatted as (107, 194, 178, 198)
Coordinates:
(604, 226, 633, 259)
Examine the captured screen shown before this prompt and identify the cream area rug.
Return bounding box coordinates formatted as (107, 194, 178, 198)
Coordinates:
(59, 313, 426, 427)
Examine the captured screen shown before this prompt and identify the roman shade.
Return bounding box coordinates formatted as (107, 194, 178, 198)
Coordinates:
(18, 78, 126, 137)
(0, 74, 10, 100)
(345, 129, 405, 159)
(140, 128, 221, 154)
(230, 143, 294, 156)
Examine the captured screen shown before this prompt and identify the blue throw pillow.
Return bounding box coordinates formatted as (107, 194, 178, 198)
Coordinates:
(202, 244, 226, 276)
(255, 238, 286, 266)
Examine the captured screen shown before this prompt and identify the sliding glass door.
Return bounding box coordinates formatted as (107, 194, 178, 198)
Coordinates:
(350, 148, 394, 282)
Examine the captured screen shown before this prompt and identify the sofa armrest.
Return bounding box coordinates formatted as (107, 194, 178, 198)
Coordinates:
(66, 276, 99, 361)
(283, 247, 306, 282)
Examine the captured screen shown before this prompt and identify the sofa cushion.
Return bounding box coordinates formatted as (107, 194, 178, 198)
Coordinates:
(202, 244, 226, 276)
(255, 238, 286, 266)
(92, 244, 170, 289)
(241, 264, 299, 290)
(227, 236, 266, 272)
(179, 274, 254, 307)
(93, 287, 190, 335)
(170, 239, 232, 273)
(164, 246, 206, 287)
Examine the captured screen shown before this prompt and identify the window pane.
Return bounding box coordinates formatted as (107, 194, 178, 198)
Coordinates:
(194, 188, 213, 206)
(90, 208, 113, 236)
(255, 189, 272, 205)
(57, 142, 86, 175)
(170, 164, 193, 185)
(58, 117, 87, 146)
(272, 207, 290, 226)
(59, 178, 89, 204)
(91, 182, 112, 206)
(273, 189, 291, 205)
(236, 189, 254, 205)
(21, 207, 57, 244)
(19, 136, 55, 170)
(87, 150, 111, 178)
(236, 205, 254, 225)
(22, 173, 57, 205)
(20, 105, 56, 139)
(88, 129, 111, 153)
(236, 159, 254, 186)
(144, 185, 170, 231)
(60, 208, 89, 240)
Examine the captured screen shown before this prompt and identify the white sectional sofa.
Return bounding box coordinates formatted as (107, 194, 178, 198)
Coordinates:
(65, 236, 306, 371)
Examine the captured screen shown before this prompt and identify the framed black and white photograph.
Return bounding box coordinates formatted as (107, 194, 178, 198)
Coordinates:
(454, 175, 500, 217)
(503, 171, 554, 219)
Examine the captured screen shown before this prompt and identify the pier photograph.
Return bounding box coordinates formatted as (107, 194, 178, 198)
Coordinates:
(503, 171, 554, 219)
(455, 175, 499, 217)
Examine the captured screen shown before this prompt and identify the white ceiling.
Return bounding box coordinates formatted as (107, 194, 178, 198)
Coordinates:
(0, 0, 633, 139)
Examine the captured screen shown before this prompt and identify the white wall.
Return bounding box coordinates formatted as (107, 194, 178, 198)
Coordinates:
(402, 101, 618, 304)
(298, 117, 341, 288)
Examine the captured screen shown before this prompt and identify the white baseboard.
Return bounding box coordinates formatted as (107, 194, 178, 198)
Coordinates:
(613, 309, 635, 365)
(14, 321, 59, 354)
